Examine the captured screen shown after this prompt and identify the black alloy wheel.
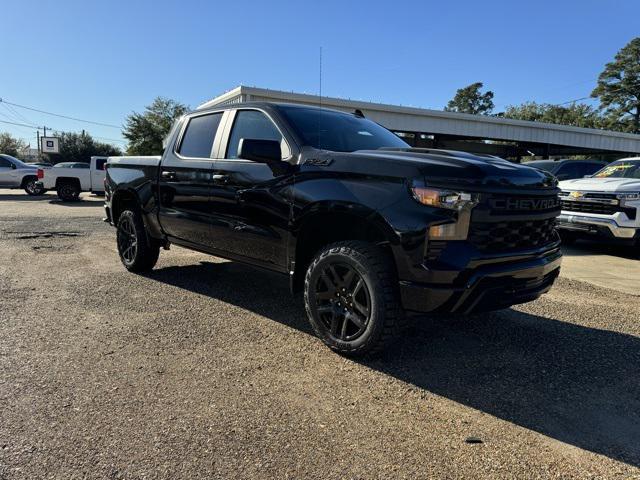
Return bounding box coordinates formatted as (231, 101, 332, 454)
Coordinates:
(304, 241, 402, 356)
(117, 214, 138, 265)
(116, 209, 160, 272)
(313, 263, 371, 342)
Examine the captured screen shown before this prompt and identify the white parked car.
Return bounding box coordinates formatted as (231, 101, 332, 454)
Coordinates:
(557, 157, 640, 247)
(37, 156, 107, 201)
(0, 154, 46, 195)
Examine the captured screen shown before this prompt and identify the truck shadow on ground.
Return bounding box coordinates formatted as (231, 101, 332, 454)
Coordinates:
(0, 193, 56, 202)
(146, 260, 640, 468)
(0, 193, 102, 207)
(47, 199, 103, 207)
(562, 241, 638, 260)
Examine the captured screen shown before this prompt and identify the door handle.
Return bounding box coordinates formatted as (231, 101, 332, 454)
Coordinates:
(212, 174, 229, 183)
(161, 171, 176, 180)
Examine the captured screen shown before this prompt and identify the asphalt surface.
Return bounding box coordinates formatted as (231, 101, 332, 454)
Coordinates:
(1, 190, 639, 479)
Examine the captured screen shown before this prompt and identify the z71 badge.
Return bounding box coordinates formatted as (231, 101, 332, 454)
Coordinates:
(304, 158, 333, 166)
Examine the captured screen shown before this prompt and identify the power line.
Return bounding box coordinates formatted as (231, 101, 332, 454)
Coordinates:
(558, 96, 595, 105)
(0, 119, 126, 145)
(3, 102, 34, 125)
(0, 98, 122, 129)
(0, 119, 38, 129)
(0, 103, 31, 125)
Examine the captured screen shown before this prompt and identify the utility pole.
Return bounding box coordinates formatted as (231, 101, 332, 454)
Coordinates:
(43, 126, 47, 138)
(37, 130, 40, 154)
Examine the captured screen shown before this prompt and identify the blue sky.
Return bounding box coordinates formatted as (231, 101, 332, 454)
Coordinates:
(1, 0, 639, 149)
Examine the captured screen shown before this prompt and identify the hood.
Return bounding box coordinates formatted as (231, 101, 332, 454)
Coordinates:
(559, 177, 640, 192)
(354, 149, 557, 191)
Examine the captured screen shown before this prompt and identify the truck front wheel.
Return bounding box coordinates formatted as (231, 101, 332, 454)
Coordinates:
(116, 210, 160, 272)
(304, 241, 402, 356)
(57, 183, 81, 201)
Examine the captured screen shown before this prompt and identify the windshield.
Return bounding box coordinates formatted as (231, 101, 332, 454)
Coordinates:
(277, 105, 409, 152)
(593, 159, 640, 179)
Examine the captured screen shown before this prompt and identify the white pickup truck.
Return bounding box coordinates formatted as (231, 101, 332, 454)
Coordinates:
(37, 156, 107, 201)
(557, 157, 640, 248)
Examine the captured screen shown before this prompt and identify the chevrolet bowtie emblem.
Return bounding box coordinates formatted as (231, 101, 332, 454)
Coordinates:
(570, 191, 584, 199)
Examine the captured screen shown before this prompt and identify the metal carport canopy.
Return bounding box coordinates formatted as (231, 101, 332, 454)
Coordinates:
(199, 86, 640, 154)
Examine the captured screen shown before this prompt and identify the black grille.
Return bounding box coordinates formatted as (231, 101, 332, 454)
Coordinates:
(560, 200, 636, 220)
(469, 218, 558, 252)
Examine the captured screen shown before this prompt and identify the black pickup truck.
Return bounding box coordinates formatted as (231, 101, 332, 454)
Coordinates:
(105, 102, 562, 355)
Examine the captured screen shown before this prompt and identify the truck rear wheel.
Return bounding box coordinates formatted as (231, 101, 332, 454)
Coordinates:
(117, 210, 160, 272)
(304, 241, 402, 356)
(57, 183, 81, 201)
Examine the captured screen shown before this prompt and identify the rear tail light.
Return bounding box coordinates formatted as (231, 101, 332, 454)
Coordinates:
(37, 169, 44, 179)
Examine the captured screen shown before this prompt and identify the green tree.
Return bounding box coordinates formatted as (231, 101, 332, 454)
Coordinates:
(591, 37, 640, 134)
(502, 101, 603, 129)
(0, 132, 28, 158)
(445, 82, 495, 115)
(49, 131, 121, 164)
(123, 97, 188, 155)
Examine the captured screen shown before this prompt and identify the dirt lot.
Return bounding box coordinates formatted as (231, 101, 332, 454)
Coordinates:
(1, 190, 640, 479)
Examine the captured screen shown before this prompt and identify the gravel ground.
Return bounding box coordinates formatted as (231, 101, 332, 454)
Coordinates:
(1, 191, 639, 479)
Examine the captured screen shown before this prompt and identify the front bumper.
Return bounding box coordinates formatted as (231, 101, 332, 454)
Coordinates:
(557, 213, 638, 239)
(399, 247, 562, 314)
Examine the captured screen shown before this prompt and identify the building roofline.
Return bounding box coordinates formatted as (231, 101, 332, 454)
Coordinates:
(198, 85, 640, 142)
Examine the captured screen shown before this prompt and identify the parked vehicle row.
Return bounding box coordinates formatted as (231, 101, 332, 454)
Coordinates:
(104, 102, 563, 355)
(0, 154, 108, 200)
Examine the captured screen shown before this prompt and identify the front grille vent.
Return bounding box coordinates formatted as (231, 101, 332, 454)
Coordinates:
(560, 201, 636, 220)
(469, 218, 558, 252)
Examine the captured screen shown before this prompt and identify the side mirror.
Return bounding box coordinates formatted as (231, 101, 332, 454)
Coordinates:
(11, 163, 16, 169)
(238, 138, 281, 163)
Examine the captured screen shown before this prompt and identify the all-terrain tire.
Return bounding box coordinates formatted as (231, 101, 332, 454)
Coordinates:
(304, 241, 402, 356)
(116, 209, 160, 272)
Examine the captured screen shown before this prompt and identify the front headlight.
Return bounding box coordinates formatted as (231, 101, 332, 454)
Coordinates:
(411, 186, 478, 210)
(617, 192, 640, 201)
(411, 183, 479, 240)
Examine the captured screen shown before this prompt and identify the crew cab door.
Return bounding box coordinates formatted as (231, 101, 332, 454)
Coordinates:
(157, 111, 225, 248)
(208, 109, 294, 271)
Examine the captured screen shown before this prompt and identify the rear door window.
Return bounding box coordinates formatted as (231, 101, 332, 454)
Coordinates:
(95, 159, 107, 171)
(178, 113, 223, 158)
